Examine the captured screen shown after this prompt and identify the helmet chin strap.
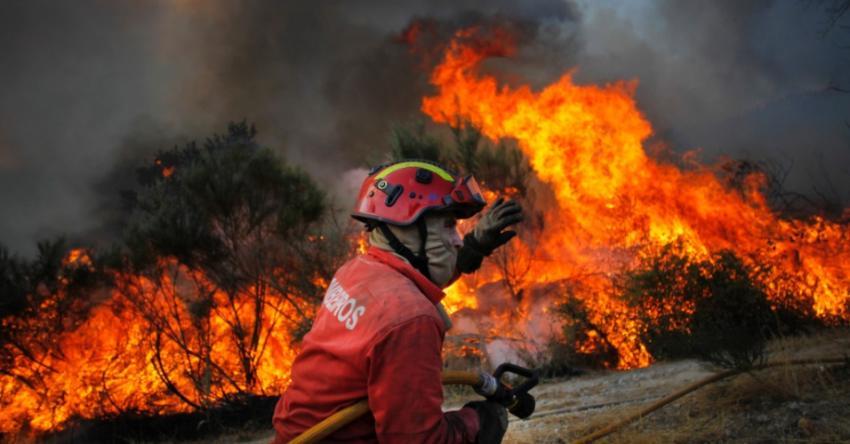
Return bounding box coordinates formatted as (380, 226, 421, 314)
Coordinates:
(377, 219, 431, 281)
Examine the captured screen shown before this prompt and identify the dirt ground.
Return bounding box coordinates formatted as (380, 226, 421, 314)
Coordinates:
(501, 329, 850, 443)
(226, 330, 850, 444)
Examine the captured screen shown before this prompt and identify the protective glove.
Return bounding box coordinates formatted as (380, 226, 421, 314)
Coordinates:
(456, 198, 523, 274)
(464, 400, 508, 444)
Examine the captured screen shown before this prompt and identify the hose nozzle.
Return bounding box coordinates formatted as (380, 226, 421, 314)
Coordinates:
(473, 363, 539, 419)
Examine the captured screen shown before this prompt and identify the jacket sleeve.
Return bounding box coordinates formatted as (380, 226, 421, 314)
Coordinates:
(366, 315, 480, 444)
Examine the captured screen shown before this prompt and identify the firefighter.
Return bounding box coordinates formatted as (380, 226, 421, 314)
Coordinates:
(273, 160, 523, 443)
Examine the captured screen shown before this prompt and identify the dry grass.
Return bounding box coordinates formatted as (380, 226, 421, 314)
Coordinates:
(596, 364, 850, 443)
(505, 329, 850, 444)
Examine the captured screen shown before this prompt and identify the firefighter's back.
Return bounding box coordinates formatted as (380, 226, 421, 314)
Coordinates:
(272, 252, 445, 443)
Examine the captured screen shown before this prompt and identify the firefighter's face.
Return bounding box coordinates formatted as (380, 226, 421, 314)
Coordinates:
(424, 213, 461, 288)
(439, 216, 463, 250)
(365, 213, 461, 288)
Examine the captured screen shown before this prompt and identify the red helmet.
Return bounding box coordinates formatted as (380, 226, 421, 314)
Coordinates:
(352, 160, 486, 226)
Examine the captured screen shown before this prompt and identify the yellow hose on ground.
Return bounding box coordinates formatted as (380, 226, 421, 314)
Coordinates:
(289, 371, 481, 444)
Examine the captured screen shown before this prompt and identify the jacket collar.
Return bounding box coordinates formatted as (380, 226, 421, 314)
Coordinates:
(366, 246, 445, 306)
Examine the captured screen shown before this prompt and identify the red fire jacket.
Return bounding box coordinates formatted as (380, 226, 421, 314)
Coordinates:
(272, 247, 480, 443)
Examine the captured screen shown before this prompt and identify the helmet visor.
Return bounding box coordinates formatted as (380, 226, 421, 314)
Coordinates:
(448, 175, 487, 218)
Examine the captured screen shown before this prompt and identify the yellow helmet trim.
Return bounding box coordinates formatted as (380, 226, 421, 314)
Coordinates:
(375, 161, 454, 182)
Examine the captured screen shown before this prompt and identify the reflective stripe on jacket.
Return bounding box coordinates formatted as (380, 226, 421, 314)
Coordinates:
(272, 247, 479, 443)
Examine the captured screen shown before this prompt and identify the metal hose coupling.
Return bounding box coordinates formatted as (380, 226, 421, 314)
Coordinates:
(475, 371, 499, 397)
(473, 363, 540, 419)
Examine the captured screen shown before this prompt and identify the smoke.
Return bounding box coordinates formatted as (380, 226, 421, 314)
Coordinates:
(571, 0, 850, 204)
(0, 2, 172, 255)
(0, 0, 847, 255)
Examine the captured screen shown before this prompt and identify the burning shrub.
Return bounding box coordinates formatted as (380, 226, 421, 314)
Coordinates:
(125, 122, 327, 278)
(621, 245, 783, 369)
(526, 282, 621, 375)
(688, 265, 774, 369)
(0, 240, 110, 433)
(119, 122, 343, 406)
(0, 123, 349, 437)
(0, 239, 103, 371)
(549, 292, 619, 371)
(449, 122, 533, 196)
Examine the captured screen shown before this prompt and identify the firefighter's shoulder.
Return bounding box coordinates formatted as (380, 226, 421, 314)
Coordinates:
(335, 254, 443, 330)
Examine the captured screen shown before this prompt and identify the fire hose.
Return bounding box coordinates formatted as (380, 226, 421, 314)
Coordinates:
(289, 363, 540, 444)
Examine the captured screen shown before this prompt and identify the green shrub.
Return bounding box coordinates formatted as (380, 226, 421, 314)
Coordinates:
(621, 245, 778, 369)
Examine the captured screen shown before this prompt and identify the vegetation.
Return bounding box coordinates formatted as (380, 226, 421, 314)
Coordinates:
(117, 122, 345, 405)
(0, 239, 104, 396)
(387, 120, 533, 196)
(619, 243, 822, 369)
(0, 123, 350, 440)
(545, 290, 620, 372)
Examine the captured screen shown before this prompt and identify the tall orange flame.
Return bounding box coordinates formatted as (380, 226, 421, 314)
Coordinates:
(427, 28, 850, 368)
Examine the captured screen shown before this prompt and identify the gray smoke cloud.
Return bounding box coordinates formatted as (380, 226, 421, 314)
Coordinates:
(0, 2, 175, 256)
(0, 0, 847, 255)
(572, 0, 850, 205)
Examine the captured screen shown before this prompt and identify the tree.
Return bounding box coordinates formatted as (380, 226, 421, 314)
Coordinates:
(121, 122, 342, 405)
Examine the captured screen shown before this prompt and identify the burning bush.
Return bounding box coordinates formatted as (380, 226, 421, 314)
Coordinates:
(0, 123, 349, 437)
(0, 239, 109, 435)
(545, 290, 619, 372)
(0, 239, 103, 374)
(620, 244, 817, 369)
(115, 122, 346, 407)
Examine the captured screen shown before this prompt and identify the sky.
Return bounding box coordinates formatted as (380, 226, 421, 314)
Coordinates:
(0, 0, 848, 256)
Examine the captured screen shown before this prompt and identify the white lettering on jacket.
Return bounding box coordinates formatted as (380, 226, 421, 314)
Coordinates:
(322, 278, 366, 330)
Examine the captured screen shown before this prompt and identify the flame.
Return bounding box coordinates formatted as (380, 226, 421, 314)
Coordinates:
(154, 158, 175, 178)
(0, 257, 307, 434)
(428, 28, 850, 368)
(443, 278, 478, 313)
(356, 231, 369, 255)
(63, 248, 93, 268)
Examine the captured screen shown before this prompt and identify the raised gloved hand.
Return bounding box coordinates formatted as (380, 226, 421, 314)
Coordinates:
(464, 400, 508, 444)
(456, 197, 523, 274)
